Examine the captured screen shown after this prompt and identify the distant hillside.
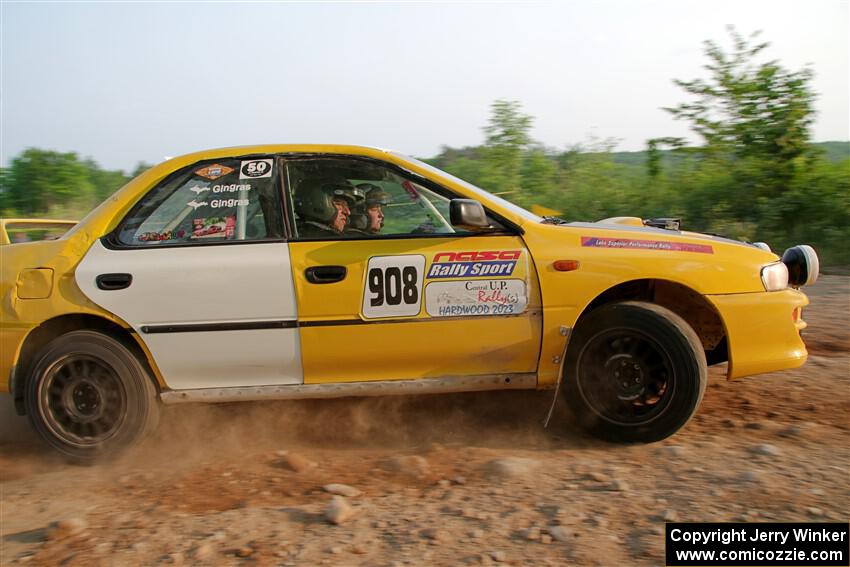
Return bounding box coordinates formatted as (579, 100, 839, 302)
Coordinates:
(607, 141, 849, 167)
(425, 142, 849, 169)
(813, 141, 850, 163)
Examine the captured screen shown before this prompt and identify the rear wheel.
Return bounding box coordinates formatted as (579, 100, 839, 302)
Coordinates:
(25, 330, 159, 462)
(563, 301, 706, 443)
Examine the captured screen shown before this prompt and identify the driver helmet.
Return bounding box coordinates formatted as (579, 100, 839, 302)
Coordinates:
(295, 179, 364, 225)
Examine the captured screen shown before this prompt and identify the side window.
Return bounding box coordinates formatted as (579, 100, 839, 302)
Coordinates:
(116, 158, 283, 246)
(285, 158, 504, 239)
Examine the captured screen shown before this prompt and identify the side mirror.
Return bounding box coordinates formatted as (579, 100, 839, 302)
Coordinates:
(449, 199, 491, 231)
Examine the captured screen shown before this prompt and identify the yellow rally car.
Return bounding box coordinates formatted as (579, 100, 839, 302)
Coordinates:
(0, 218, 78, 246)
(0, 145, 820, 460)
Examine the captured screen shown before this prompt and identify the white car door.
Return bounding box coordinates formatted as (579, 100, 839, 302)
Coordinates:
(75, 157, 303, 390)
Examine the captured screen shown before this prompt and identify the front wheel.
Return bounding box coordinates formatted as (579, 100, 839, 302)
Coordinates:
(563, 301, 707, 443)
(25, 330, 159, 462)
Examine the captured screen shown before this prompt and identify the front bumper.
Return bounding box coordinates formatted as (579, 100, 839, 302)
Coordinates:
(708, 289, 809, 379)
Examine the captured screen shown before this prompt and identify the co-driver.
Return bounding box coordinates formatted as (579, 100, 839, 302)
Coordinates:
(346, 183, 391, 236)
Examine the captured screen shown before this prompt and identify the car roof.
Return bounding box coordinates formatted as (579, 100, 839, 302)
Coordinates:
(61, 144, 533, 246)
(162, 144, 394, 163)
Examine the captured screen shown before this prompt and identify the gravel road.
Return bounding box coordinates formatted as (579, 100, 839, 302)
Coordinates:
(1, 276, 847, 566)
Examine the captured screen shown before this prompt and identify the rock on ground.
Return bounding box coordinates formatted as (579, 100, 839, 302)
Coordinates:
(325, 496, 356, 525)
(482, 457, 541, 478)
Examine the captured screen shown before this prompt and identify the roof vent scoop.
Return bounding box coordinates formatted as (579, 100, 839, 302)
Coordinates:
(643, 217, 681, 231)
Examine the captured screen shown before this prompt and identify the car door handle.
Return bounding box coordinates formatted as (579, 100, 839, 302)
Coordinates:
(305, 266, 347, 284)
(96, 273, 133, 290)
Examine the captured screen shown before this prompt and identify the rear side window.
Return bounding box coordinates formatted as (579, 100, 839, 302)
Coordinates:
(116, 158, 284, 246)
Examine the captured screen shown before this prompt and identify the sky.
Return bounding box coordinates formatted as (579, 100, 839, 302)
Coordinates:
(1, 0, 848, 172)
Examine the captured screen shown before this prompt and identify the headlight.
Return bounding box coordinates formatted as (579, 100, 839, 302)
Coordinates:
(760, 262, 789, 291)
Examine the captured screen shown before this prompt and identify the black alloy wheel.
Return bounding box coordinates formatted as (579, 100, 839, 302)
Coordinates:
(38, 354, 128, 448)
(25, 330, 159, 462)
(564, 301, 707, 443)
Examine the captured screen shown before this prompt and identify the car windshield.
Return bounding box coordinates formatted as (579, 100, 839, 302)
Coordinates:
(392, 152, 543, 224)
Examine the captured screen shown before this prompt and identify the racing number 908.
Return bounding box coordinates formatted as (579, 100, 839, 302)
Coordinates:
(361, 255, 425, 319)
(369, 266, 418, 306)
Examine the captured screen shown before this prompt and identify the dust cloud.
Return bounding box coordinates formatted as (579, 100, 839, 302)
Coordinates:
(124, 389, 571, 470)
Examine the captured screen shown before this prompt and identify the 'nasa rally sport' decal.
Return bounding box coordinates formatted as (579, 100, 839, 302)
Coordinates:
(581, 236, 714, 254)
(426, 250, 522, 279)
(240, 159, 273, 179)
(362, 255, 425, 319)
(425, 279, 528, 317)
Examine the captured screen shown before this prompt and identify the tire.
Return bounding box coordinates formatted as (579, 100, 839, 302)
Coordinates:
(24, 330, 159, 462)
(563, 301, 707, 443)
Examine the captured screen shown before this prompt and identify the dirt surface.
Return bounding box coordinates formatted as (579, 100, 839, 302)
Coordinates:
(1, 276, 848, 566)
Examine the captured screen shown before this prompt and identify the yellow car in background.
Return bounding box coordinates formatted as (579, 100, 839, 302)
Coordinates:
(0, 145, 819, 461)
(0, 218, 78, 246)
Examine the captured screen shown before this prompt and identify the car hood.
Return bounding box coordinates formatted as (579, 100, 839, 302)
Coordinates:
(563, 219, 769, 252)
(521, 217, 783, 295)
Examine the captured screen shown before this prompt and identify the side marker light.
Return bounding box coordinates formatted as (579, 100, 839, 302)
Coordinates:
(553, 260, 580, 272)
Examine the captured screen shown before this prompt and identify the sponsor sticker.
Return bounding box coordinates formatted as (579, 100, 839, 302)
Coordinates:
(581, 236, 714, 254)
(188, 184, 210, 195)
(189, 198, 250, 209)
(194, 164, 234, 180)
(138, 229, 183, 242)
(191, 216, 235, 239)
(212, 183, 252, 193)
(210, 198, 249, 208)
(427, 250, 522, 279)
(240, 159, 273, 179)
(362, 255, 426, 319)
(425, 279, 528, 317)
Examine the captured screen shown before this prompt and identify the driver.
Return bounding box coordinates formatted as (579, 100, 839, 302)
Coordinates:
(346, 183, 391, 235)
(294, 179, 364, 237)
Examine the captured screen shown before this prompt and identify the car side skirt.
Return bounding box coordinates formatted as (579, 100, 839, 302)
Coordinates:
(160, 373, 538, 405)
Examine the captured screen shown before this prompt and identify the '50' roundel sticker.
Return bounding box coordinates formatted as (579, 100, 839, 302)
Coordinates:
(240, 159, 273, 179)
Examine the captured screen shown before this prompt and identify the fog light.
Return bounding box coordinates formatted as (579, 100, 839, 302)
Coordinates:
(782, 245, 819, 287)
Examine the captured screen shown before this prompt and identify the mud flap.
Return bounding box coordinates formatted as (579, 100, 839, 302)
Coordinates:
(543, 326, 571, 428)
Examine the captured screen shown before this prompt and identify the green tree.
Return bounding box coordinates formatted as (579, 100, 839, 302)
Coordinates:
(645, 137, 686, 179)
(0, 167, 11, 214)
(520, 147, 557, 197)
(480, 99, 533, 197)
(664, 27, 815, 193)
(6, 149, 94, 215)
(131, 162, 154, 178)
(82, 158, 130, 201)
